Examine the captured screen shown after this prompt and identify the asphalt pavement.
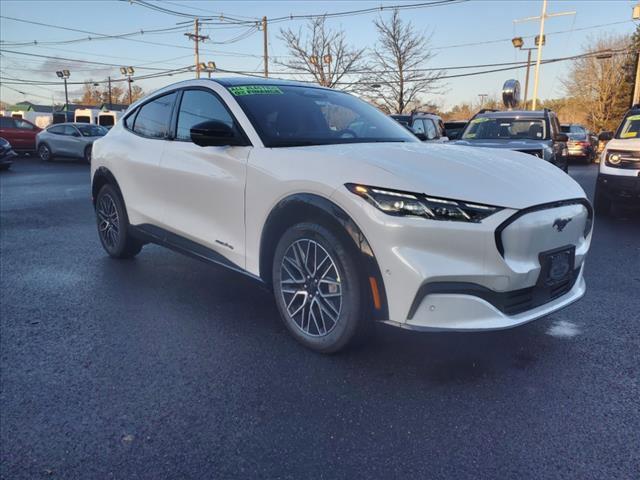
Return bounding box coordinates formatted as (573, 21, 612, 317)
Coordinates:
(1, 156, 639, 479)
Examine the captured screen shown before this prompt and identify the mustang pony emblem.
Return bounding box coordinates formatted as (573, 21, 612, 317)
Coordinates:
(553, 217, 572, 232)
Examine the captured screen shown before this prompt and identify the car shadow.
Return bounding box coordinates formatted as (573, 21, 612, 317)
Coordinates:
(95, 243, 566, 387)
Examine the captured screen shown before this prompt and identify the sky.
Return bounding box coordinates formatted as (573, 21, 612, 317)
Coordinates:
(0, 0, 637, 110)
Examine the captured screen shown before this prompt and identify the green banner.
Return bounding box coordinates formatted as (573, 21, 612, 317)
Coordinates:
(229, 85, 283, 96)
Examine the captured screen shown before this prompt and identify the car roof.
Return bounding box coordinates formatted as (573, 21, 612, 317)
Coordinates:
(212, 76, 326, 90)
(476, 110, 546, 119)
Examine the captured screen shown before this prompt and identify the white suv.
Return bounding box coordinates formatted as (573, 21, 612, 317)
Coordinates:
(91, 79, 593, 353)
(595, 106, 640, 215)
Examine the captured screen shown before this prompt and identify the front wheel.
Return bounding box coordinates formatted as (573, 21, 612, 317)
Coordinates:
(95, 184, 142, 258)
(272, 223, 368, 353)
(38, 143, 52, 162)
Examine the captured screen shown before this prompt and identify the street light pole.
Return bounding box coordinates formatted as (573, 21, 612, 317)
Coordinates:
(524, 48, 532, 108)
(56, 70, 70, 108)
(120, 67, 135, 105)
(531, 0, 547, 110)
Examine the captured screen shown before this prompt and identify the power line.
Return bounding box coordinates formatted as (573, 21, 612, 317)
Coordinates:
(0, 48, 182, 71)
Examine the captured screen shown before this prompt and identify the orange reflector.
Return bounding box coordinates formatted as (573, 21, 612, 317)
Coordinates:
(355, 185, 368, 194)
(369, 277, 382, 310)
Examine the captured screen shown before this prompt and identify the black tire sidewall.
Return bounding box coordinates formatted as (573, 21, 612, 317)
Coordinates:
(272, 223, 364, 354)
(84, 145, 92, 164)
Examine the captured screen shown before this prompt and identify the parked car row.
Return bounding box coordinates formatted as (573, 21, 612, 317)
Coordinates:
(89, 78, 593, 353)
(0, 116, 107, 163)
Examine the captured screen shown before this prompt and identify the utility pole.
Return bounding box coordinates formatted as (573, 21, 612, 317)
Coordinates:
(514, 1, 575, 110)
(185, 18, 209, 79)
(478, 93, 488, 106)
(634, 52, 640, 106)
(262, 16, 268, 77)
(108, 76, 112, 109)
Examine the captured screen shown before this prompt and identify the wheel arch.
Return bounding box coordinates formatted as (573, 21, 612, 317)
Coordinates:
(91, 166, 122, 206)
(259, 193, 389, 321)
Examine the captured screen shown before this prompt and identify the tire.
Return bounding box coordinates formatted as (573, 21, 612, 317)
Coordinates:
(84, 145, 92, 164)
(594, 183, 612, 216)
(38, 143, 52, 162)
(272, 222, 368, 354)
(95, 184, 143, 259)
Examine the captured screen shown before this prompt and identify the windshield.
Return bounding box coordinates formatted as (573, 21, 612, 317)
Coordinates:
(77, 124, 107, 137)
(615, 113, 640, 139)
(462, 117, 547, 140)
(228, 84, 417, 147)
(561, 125, 586, 134)
(567, 133, 587, 141)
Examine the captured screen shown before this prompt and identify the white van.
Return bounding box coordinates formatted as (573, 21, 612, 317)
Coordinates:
(74, 108, 99, 124)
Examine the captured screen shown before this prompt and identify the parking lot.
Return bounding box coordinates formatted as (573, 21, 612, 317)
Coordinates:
(1, 157, 638, 479)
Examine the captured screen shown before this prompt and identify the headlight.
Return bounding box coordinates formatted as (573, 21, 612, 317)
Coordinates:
(346, 184, 502, 223)
(606, 151, 622, 166)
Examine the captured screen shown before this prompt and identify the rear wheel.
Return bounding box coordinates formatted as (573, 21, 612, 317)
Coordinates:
(594, 183, 612, 216)
(84, 145, 92, 164)
(38, 143, 52, 162)
(95, 184, 142, 258)
(272, 222, 368, 353)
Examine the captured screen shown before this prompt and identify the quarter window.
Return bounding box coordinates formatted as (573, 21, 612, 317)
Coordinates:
(47, 125, 66, 135)
(176, 90, 233, 141)
(133, 92, 177, 139)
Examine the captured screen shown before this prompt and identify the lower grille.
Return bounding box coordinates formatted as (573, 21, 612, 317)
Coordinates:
(407, 267, 581, 319)
(501, 268, 578, 315)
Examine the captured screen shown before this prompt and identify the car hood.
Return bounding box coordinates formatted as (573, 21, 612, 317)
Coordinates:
(293, 142, 584, 210)
(451, 139, 549, 150)
(604, 138, 640, 151)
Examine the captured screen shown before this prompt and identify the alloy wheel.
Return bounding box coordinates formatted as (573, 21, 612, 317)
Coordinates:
(280, 239, 342, 337)
(38, 145, 50, 161)
(97, 193, 120, 249)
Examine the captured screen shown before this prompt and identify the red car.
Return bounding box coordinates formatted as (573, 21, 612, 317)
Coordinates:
(0, 117, 41, 153)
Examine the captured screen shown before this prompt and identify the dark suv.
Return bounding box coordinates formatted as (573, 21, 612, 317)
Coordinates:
(452, 109, 569, 172)
(389, 112, 448, 142)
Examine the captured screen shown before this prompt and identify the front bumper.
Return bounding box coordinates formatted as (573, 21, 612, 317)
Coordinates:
(387, 266, 585, 331)
(334, 192, 592, 332)
(597, 172, 640, 203)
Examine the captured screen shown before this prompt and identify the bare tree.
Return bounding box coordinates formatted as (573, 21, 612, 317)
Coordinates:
(563, 35, 633, 132)
(278, 16, 366, 88)
(359, 9, 443, 114)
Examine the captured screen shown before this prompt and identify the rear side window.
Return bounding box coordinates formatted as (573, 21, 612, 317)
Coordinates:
(47, 125, 66, 135)
(63, 126, 79, 136)
(176, 89, 233, 141)
(0, 117, 15, 128)
(133, 92, 177, 139)
(412, 119, 426, 134)
(424, 119, 437, 139)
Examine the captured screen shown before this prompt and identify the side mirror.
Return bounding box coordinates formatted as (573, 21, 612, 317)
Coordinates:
(554, 133, 569, 142)
(598, 131, 613, 141)
(190, 120, 246, 147)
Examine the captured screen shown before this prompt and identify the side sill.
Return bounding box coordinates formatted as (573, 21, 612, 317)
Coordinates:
(130, 224, 264, 284)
